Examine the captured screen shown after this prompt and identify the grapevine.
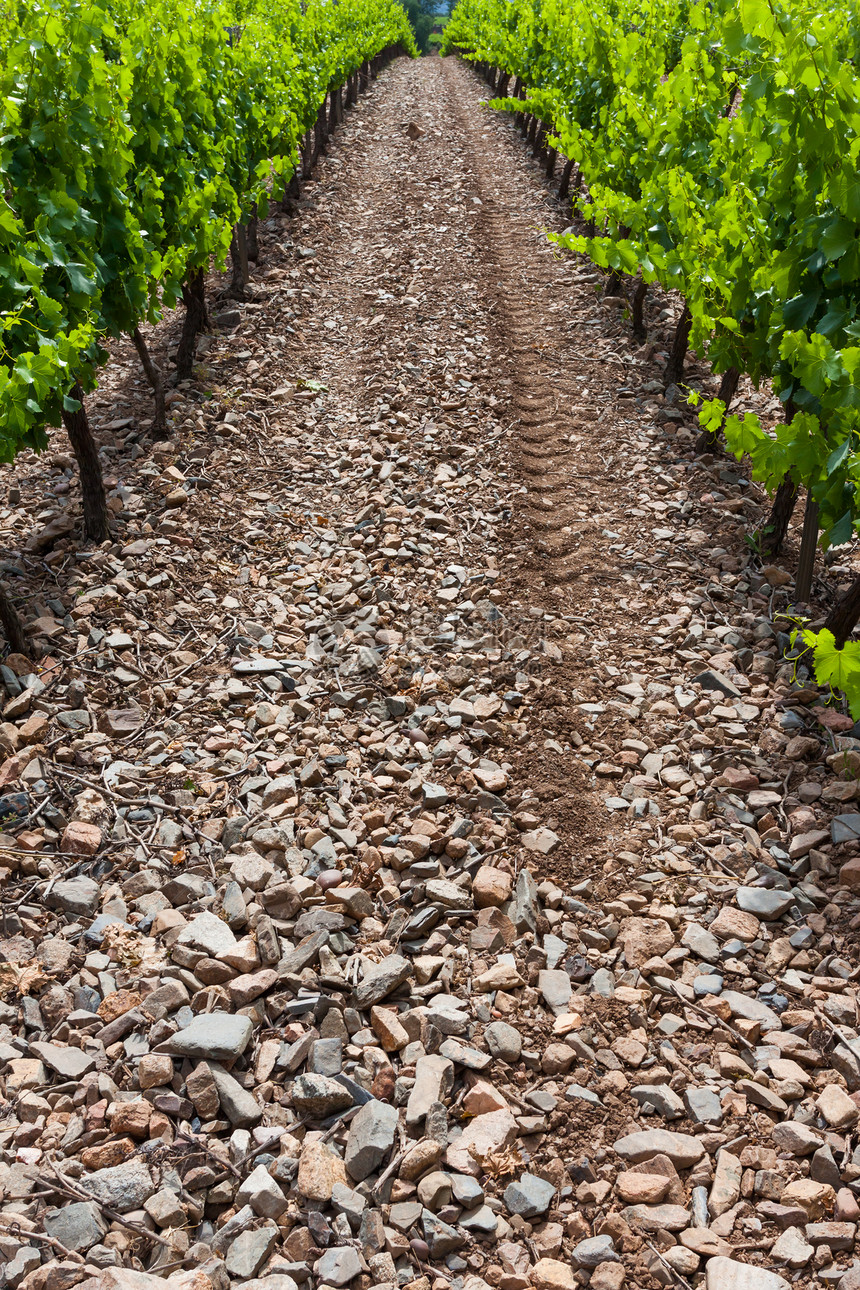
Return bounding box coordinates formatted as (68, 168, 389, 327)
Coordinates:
(443, 0, 860, 716)
(0, 0, 415, 527)
(0, 0, 414, 641)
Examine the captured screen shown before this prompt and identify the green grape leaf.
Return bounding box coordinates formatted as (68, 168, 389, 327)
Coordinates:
(821, 218, 856, 263)
(802, 629, 860, 719)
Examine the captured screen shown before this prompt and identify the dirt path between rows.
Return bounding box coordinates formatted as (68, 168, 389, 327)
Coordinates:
(4, 51, 860, 1290)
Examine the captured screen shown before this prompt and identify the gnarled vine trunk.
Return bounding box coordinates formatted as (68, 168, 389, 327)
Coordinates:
(131, 326, 167, 438)
(176, 268, 210, 381)
(663, 302, 692, 386)
(0, 581, 26, 655)
(795, 495, 820, 603)
(694, 366, 740, 455)
(760, 477, 799, 557)
(230, 223, 249, 297)
(61, 381, 109, 543)
(631, 279, 648, 341)
(825, 575, 860, 647)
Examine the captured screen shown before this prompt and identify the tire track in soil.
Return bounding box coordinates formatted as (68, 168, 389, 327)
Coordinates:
(437, 56, 644, 881)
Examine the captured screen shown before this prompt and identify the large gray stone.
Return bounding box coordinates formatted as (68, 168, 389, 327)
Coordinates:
(459, 1204, 498, 1235)
(235, 1162, 288, 1219)
(345, 1099, 399, 1181)
(537, 969, 572, 1015)
(29, 1041, 97, 1079)
(225, 1224, 279, 1279)
(207, 1063, 263, 1127)
(308, 1037, 343, 1076)
(315, 1246, 362, 1286)
(721, 989, 783, 1032)
(705, 1256, 790, 1290)
(406, 1054, 454, 1127)
(572, 1235, 619, 1268)
(278, 929, 329, 976)
(832, 813, 860, 844)
(292, 1072, 354, 1117)
(421, 1209, 464, 1256)
(512, 870, 539, 930)
(175, 910, 238, 957)
(503, 1173, 556, 1219)
(43, 1201, 106, 1252)
(613, 1129, 706, 1169)
(684, 1087, 724, 1125)
(736, 887, 794, 919)
(681, 922, 720, 962)
(694, 973, 724, 997)
(631, 1084, 684, 1120)
(772, 1121, 824, 1156)
(438, 1038, 491, 1070)
(78, 1159, 153, 1213)
(622, 1203, 691, 1232)
(694, 670, 741, 697)
(351, 954, 413, 1008)
(484, 1021, 523, 1063)
(160, 1012, 252, 1062)
(46, 875, 100, 916)
(6, 1248, 40, 1287)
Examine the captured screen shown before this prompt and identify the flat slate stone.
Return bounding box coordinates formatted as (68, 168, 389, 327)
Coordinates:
(233, 659, 287, 675)
(613, 1128, 706, 1168)
(345, 1100, 398, 1181)
(721, 989, 783, 1032)
(29, 1041, 97, 1079)
(439, 1038, 492, 1070)
(705, 1256, 790, 1290)
(77, 1159, 153, 1213)
(315, 1247, 362, 1286)
(503, 1172, 556, 1218)
(159, 1012, 253, 1061)
(351, 954, 413, 1008)
(175, 910, 238, 958)
(572, 1235, 619, 1268)
(833, 813, 860, 844)
(736, 887, 794, 919)
(565, 1084, 601, 1106)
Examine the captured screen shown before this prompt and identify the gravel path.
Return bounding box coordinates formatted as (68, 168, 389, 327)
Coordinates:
(2, 53, 860, 1290)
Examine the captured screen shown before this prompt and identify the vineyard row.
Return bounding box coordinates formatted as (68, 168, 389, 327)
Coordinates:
(442, 0, 860, 705)
(0, 0, 416, 648)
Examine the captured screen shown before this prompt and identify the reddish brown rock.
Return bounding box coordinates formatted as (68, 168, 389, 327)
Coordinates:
(61, 820, 102, 856)
(618, 917, 674, 968)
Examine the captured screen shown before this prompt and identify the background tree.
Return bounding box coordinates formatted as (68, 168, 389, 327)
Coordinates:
(399, 0, 441, 53)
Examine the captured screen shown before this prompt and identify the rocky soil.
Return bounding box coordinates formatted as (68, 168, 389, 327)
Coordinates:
(3, 52, 860, 1290)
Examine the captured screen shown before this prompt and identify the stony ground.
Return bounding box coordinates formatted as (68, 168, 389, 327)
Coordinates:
(3, 52, 860, 1290)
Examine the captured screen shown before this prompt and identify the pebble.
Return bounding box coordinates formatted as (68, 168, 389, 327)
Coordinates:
(503, 1172, 556, 1218)
(705, 1257, 791, 1290)
(613, 1129, 706, 1168)
(345, 1100, 399, 1180)
(572, 1236, 619, 1268)
(159, 1012, 253, 1061)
